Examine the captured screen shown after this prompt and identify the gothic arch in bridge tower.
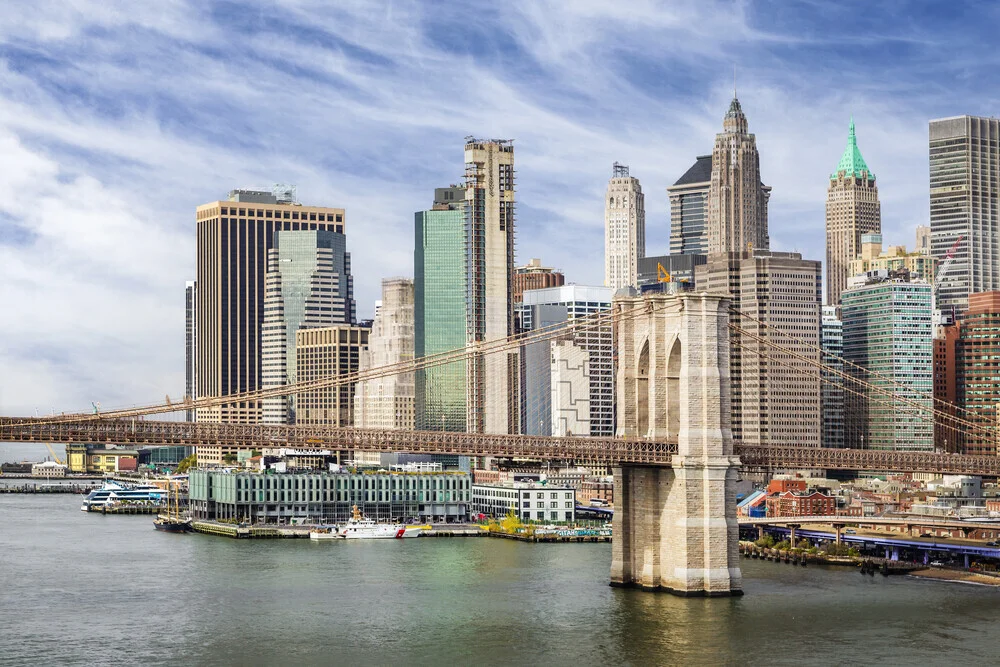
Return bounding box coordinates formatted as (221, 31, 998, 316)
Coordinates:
(636, 339, 650, 436)
(612, 291, 742, 596)
(666, 338, 681, 440)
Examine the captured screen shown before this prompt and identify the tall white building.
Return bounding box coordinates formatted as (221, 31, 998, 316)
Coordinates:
(604, 163, 645, 291)
(354, 278, 415, 432)
(821, 306, 845, 448)
(550, 340, 591, 437)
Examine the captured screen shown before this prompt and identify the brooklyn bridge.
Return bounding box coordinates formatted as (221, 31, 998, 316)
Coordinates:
(3, 291, 995, 597)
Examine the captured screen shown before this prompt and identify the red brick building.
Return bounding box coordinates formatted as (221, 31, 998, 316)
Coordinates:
(766, 491, 836, 517)
(767, 479, 807, 494)
(513, 258, 564, 303)
(958, 292, 1000, 455)
(933, 323, 959, 452)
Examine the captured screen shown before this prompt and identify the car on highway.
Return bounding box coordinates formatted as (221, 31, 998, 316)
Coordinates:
(930, 560, 944, 567)
(844, 529, 856, 534)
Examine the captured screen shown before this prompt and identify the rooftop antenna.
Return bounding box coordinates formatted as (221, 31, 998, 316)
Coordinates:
(733, 64, 737, 98)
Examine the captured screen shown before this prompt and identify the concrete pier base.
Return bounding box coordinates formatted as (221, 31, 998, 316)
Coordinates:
(611, 462, 743, 596)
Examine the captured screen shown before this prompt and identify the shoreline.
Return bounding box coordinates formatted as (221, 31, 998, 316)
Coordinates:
(907, 568, 1000, 588)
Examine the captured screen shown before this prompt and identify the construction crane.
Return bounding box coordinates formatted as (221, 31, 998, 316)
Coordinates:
(933, 235, 964, 302)
(44, 443, 64, 465)
(657, 263, 672, 283)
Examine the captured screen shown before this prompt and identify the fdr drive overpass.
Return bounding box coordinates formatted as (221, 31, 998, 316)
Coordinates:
(4, 418, 1000, 477)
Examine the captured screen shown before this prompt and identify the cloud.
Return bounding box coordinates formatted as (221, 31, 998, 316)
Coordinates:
(0, 0, 996, 414)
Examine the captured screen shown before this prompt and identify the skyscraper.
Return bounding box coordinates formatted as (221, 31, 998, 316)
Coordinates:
(957, 291, 1000, 456)
(260, 230, 354, 424)
(842, 274, 933, 451)
(463, 138, 517, 435)
(821, 306, 845, 448)
(696, 251, 822, 447)
(667, 155, 712, 255)
(354, 278, 415, 432)
(184, 280, 197, 422)
(517, 285, 615, 437)
(706, 97, 771, 254)
(604, 163, 645, 290)
(415, 188, 468, 433)
(195, 189, 346, 423)
(295, 325, 369, 428)
(929, 115, 1000, 315)
(826, 118, 881, 306)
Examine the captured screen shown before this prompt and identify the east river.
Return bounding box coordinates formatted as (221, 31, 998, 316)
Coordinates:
(2, 492, 1000, 666)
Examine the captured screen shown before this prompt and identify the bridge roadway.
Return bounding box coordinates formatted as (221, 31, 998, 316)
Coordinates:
(3, 418, 1000, 475)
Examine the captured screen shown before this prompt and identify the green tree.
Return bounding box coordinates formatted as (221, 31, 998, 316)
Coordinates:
(175, 454, 197, 473)
(222, 453, 238, 464)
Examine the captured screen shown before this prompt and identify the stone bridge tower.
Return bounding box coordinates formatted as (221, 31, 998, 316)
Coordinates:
(612, 291, 742, 596)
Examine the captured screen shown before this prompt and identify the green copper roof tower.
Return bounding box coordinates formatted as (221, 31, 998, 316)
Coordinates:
(832, 117, 874, 180)
(826, 116, 882, 306)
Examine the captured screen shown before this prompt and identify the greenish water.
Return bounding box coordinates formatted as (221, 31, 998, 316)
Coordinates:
(2, 494, 999, 666)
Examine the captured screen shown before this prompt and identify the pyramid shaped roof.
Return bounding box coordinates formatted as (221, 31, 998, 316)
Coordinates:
(832, 117, 874, 180)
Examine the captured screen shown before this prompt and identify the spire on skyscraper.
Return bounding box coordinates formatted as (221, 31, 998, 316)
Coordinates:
(832, 116, 874, 180)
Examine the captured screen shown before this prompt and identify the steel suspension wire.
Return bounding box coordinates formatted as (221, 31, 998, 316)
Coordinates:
(729, 305, 983, 424)
(728, 321, 996, 440)
(730, 337, 970, 446)
(8, 295, 643, 426)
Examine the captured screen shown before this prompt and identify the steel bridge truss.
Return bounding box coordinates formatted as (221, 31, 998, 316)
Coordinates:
(4, 418, 1000, 476)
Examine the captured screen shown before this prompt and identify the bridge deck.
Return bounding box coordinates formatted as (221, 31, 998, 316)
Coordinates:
(3, 419, 1000, 475)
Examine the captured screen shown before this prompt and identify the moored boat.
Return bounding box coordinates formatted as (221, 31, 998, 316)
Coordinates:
(81, 481, 167, 512)
(309, 525, 341, 540)
(337, 506, 421, 539)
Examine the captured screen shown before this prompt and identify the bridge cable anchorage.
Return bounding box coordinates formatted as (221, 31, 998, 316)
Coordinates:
(4, 296, 673, 426)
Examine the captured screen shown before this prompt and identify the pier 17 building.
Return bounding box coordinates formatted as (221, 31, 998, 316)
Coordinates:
(189, 470, 471, 524)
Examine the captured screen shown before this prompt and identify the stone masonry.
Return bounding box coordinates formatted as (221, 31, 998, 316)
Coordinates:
(611, 292, 743, 596)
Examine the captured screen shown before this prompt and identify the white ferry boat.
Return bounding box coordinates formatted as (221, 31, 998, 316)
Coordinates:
(81, 481, 167, 511)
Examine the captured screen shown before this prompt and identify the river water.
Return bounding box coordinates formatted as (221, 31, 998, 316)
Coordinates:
(2, 494, 999, 666)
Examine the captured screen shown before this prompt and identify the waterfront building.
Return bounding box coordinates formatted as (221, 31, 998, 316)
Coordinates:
(354, 278, 415, 439)
(31, 461, 67, 478)
(517, 285, 615, 437)
(414, 188, 468, 433)
(842, 273, 933, 451)
(513, 258, 564, 304)
(821, 306, 845, 448)
(604, 163, 646, 290)
(139, 446, 195, 468)
(261, 230, 354, 424)
(957, 291, 1000, 456)
(934, 323, 960, 452)
(667, 155, 712, 255)
(188, 469, 472, 524)
(825, 119, 881, 306)
(696, 251, 822, 447)
(847, 234, 936, 285)
(295, 325, 370, 429)
(471, 483, 576, 522)
(195, 188, 346, 423)
(706, 97, 771, 254)
(929, 116, 1000, 316)
(85, 449, 140, 474)
(636, 254, 707, 290)
(185, 280, 197, 422)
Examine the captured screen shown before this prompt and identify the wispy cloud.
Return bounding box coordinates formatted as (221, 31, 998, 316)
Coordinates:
(1, 0, 996, 413)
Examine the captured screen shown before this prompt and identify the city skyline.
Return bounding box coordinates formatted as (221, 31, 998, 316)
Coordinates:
(4, 1, 1000, 413)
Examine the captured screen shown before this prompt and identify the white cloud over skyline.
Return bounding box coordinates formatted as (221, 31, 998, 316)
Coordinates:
(2, 0, 998, 414)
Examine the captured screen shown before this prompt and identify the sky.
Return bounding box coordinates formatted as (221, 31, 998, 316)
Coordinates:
(2, 0, 999, 415)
